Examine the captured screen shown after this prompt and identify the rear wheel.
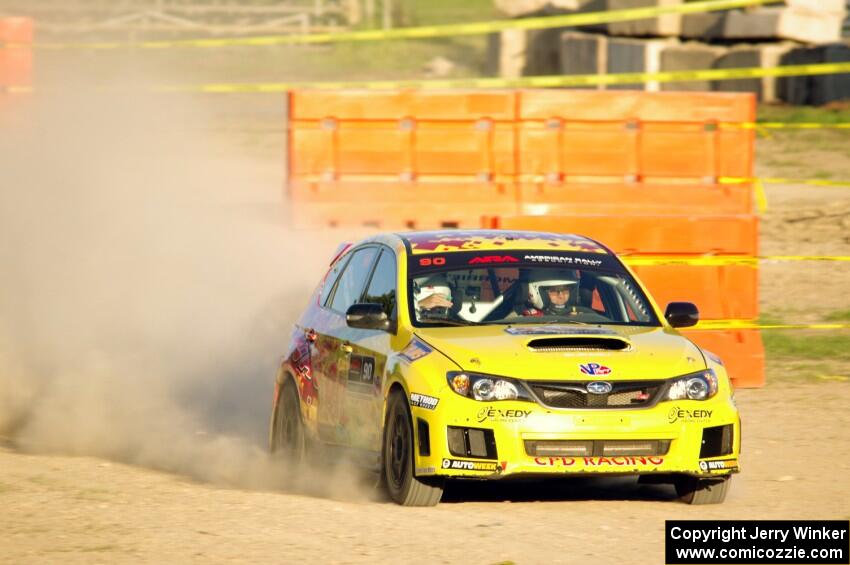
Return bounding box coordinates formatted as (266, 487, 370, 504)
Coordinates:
(675, 475, 731, 504)
(383, 391, 443, 506)
(270, 378, 306, 464)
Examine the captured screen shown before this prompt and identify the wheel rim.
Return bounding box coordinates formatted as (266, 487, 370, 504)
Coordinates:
(389, 412, 409, 488)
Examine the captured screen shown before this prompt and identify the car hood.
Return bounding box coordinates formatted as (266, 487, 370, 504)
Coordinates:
(413, 324, 705, 381)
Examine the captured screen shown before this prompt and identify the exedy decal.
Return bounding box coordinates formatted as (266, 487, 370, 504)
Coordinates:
(668, 407, 713, 424)
(410, 393, 439, 410)
(441, 459, 501, 472)
(477, 406, 531, 423)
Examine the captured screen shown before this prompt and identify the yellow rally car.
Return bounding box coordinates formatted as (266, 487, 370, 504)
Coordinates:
(269, 230, 740, 506)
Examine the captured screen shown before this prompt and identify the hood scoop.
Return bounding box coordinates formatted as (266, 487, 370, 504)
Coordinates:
(526, 336, 632, 352)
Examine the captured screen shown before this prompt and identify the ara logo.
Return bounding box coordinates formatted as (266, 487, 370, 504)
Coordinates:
(468, 255, 519, 264)
(580, 363, 612, 376)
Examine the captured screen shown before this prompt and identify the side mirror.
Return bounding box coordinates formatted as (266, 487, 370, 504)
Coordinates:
(664, 302, 700, 328)
(346, 303, 390, 331)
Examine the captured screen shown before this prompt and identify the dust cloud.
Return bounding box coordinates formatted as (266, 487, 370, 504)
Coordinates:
(0, 62, 369, 500)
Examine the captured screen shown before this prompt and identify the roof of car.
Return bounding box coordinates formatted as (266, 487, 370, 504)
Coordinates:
(397, 230, 609, 255)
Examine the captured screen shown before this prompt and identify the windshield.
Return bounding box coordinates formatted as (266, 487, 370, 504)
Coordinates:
(408, 250, 659, 328)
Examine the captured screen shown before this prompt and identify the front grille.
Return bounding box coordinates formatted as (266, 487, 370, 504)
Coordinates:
(528, 380, 666, 409)
(525, 439, 671, 457)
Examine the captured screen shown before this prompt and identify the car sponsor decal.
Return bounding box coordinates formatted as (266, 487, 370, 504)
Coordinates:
(523, 254, 604, 268)
(534, 456, 665, 467)
(398, 338, 433, 363)
(407, 250, 622, 276)
(410, 393, 439, 410)
(441, 458, 501, 472)
(699, 459, 738, 472)
(415, 467, 436, 475)
(476, 406, 531, 423)
(468, 255, 519, 264)
(347, 355, 376, 385)
(667, 406, 713, 424)
(704, 350, 725, 366)
(504, 326, 618, 336)
(579, 363, 612, 376)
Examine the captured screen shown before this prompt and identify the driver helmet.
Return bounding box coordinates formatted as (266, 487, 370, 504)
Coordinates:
(413, 275, 453, 313)
(527, 270, 577, 310)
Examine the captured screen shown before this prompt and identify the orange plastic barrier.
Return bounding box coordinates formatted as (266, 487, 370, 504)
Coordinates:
(682, 329, 765, 388)
(0, 18, 33, 88)
(289, 180, 516, 229)
(486, 214, 759, 320)
(285, 89, 765, 387)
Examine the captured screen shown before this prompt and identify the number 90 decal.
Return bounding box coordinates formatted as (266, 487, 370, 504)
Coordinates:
(418, 257, 446, 267)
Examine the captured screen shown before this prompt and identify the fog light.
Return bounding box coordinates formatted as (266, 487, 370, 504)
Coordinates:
(601, 441, 657, 456)
(525, 440, 592, 457)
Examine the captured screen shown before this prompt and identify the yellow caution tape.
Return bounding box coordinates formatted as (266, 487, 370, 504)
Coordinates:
(722, 122, 850, 130)
(694, 320, 850, 330)
(153, 61, 850, 93)
(5, 0, 782, 51)
(621, 255, 850, 267)
(722, 176, 850, 189)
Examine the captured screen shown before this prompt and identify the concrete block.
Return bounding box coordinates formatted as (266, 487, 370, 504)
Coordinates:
(560, 31, 607, 89)
(681, 12, 727, 39)
(713, 43, 794, 102)
(660, 42, 727, 92)
(606, 37, 671, 91)
(606, 0, 683, 37)
(724, 7, 846, 44)
(487, 29, 529, 78)
(783, 0, 846, 12)
(778, 43, 850, 105)
(493, 0, 586, 17)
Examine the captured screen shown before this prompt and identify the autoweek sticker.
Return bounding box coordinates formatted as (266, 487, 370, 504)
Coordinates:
(505, 326, 617, 336)
(699, 459, 738, 472)
(441, 459, 503, 472)
(410, 392, 439, 410)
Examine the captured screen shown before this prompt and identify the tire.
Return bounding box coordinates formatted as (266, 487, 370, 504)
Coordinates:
(382, 391, 444, 506)
(675, 475, 731, 505)
(270, 378, 306, 465)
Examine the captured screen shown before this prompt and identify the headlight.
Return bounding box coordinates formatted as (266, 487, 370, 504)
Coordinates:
(447, 371, 534, 402)
(666, 369, 718, 401)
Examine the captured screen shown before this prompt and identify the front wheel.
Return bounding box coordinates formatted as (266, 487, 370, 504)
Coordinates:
(383, 391, 443, 506)
(675, 475, 731, 505)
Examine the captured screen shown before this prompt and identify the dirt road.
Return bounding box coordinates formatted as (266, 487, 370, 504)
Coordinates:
(1, 381, 848, 564)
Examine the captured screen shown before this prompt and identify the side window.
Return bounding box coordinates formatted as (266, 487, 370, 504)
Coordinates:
(319, 254, 351, 307)
(329, 247, 379, 314)
(362, 250, 397, 320)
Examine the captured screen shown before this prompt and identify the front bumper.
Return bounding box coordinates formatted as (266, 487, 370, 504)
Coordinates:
(411, 392, 741, 480)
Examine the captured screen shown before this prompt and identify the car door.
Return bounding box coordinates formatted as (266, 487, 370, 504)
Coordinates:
(320, 246, 380, 445)
(340, 247, 397, 455)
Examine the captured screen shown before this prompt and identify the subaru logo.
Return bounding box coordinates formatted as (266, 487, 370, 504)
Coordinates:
(586, 381, 612, 395)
